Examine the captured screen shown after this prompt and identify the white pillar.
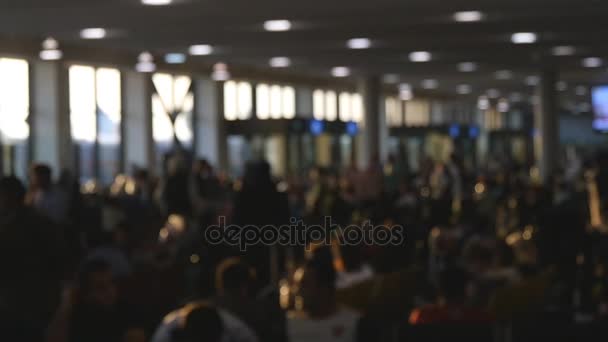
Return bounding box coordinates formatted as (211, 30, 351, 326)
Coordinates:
(194, 77, 227, 171)
(122, 70, 154, 174)
(535, 69, 559, 183)
(31, 61, 72, 177)
(356, 76, 383, 169)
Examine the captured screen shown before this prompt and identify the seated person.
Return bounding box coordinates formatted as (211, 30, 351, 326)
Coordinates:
(409, 266, 493, 325)
(288, 252, 361, 342)
(46, 259, 145, 342)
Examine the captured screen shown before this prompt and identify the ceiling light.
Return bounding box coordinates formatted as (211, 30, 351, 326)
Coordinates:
(421, 79, 438, 89)
(556, 81, 568, 91)
(399, 84, 413, 100)
(80, 28, 106, 39)
(456, 84, 472, 95)
(576, 85, 588, 96)
(511, 32, 537, 44)
(39, 37, 63, 61)
(142, 0, 172, 5)
(269, 56, 291, 68)
(525, 75, 540, 86)
(212, 62, 231, 81)
(141, 0, 172, 5)
(409, 51, 432, 62)
(135, 51, 156, 73)
(347, 38, 372, 49)
(487, 88, 500, 98)
(383, 74, 400, 84)
(458, 62, 477, 72)
(478, 96, 490, 110)
(495, 70, 513, 80)
(497, 98, 510, 113)
(453, 11, 484, 22)
(582, 57, 602, 68)
(331, 66, 350, 77)
(165, 53, 186, 64)
(189, 44, 213, 56)
(264, 20, 291, 32)
(551, 46, 576, 56)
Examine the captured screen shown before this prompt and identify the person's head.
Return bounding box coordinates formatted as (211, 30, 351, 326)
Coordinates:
(174, 304, 224, 342)
(297, 250, 337, 313)
(29, 164, 52, 190)
(0, 176, 26, 215)
(437, 266, 469, 304)
(243, 160, 272, 190)
(215, 257, 254, 298)
(78, 259, 118, 309)
(194, 159, 213, 176)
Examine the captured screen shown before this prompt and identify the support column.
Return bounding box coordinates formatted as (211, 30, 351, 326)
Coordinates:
(31, 61, 72, 177)
(194, 77, 227, 172)
(123, 70, 154, 174)
(534, 69, 559, 183)
(356, 76, 383, 169)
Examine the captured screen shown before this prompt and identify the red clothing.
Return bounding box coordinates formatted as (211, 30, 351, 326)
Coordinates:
(409, 304, 493, 325)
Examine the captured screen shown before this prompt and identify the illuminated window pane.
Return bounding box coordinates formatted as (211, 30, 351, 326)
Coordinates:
(69, 65, 96, 143)
(352, 93, 363, 123)
(339, 92, 352, 122)
(405, 100, 430, 126)
(256, 84, 270, 119)
(270, 85, 282, 119)
(237, 82, 252, 120)
(224, 81, 238, 120)
(282, 86, 296, 119)
(325, 91, 337, 121)
(152, 73, 174, 113)
(173, 76, 192, 111)
(153, 94, 173, 143)
(313, 89, 325, 120)
(0, 59, 29, 142)
(96, 68, 121, 145)
(175, 94, 194, 143)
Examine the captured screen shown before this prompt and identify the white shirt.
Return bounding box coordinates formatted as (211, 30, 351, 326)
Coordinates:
(150, 303, 258, 342)
(287, 307, 360, 342)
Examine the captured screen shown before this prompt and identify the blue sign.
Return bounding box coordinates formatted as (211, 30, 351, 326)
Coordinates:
(449, 124, 460, 138)
(468, 126, 480, 139)
(346, 122, 358, 136)
(309, 119, 325, 136)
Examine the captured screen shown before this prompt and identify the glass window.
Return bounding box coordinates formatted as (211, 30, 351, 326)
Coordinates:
(69, 65, 121, 184)
(313, 89, 325, 120)
(352, 93, 363, 123)
(225, 81, 252, 120)
(152, 73, 194, 169)
(405, 100, 430, 126)
(224, 81, 238, 121)
(256, 83, 270, 119)
(339, 92, 352, 122)
(385, 96, 403, 127)
(0, 58, 29, 181)
(282, 86, 296, 119)
(257, 83, 295, 120)
(325, 91, 337, 121)
(237, 82, 252, 120)
(269, 85, 282, 119)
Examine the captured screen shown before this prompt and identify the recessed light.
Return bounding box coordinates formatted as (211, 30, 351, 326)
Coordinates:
(576, 86, 588, 96)
(331, 66, 350, 77)
(40, 49, 63, 61)
(495, 70, 513, 80)
(264, 20, 291, 32)
(525, 75, 540, 86)
(456, 84, 472, 94)
(141, 0, 172, 5)
(582, 57, 602, 68)
(409, 51, 432, 62)
(458, 62, 477, 72)
(165, 53, 186, 64)
(189, 44, 213, 56)
(511, 32, 537, 44)
(497, 98, 510, 113)
(478, 95, 490, 110)
(135, 52, 156, 73)
(487, 88, 500, 98)
(269, 56, 291, 68)
(421, 79, 438, 89)
(551, 46, 576, 56)
(212, 62, 231, 81)
(80, 28, 106, 39)
(399, 84, 413, 100)
(383, 74, 400, 84)
(347, 38, 372, 49)
(453, 11, 484, 22)
(556, 81, 568, 91)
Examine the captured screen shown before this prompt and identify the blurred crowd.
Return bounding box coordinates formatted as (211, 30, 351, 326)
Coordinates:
(2, 148, 608, 341)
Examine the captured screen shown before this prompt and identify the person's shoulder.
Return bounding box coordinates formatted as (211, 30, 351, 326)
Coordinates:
(219, 308, 259, 342)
